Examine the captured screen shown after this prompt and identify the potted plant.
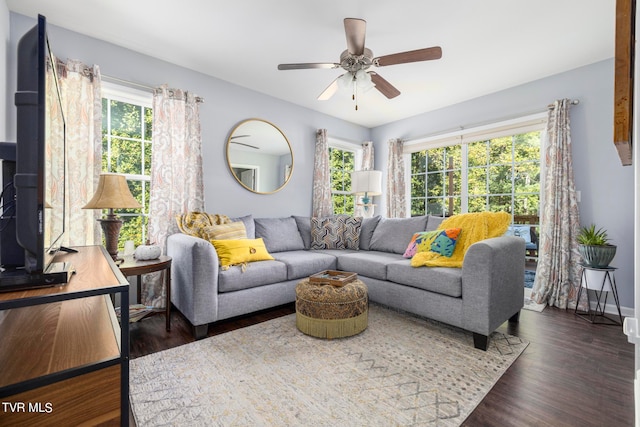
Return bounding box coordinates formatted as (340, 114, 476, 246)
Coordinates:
(577, 224, 616, 268)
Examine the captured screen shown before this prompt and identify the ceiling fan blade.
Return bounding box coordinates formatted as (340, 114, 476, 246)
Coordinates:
(374, 46, 442, 67)
(278, 63, 339, 70)
(317, 76, 341, 101)
(370, 73, 401, 99)
(344, 18, 366, 55)
(231, 141, 260, 150)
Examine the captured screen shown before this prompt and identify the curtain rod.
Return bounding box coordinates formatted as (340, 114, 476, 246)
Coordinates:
(102, 74, 205, 103)
(547, 99, 580, 109)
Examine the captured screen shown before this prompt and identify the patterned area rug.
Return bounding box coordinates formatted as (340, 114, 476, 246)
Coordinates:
(130, 304, 528, 426)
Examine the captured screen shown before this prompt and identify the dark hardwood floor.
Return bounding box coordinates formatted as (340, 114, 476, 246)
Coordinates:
(129, 302, 634, 427)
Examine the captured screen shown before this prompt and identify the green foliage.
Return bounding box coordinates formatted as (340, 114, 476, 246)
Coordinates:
(577, 224, 610, 246)
(329, 147, 355, 214)
(410, 131, 541, 217)
(102, 97, 153, 249)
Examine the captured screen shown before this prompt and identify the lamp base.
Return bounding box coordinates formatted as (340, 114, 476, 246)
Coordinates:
(357, 203, 376, 218)
(98, 214, 123, 262)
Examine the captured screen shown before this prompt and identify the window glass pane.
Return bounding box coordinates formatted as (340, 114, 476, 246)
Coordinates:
(514, 162, 540, 193)
(444, 170, 462, 195)
(109, 100, 142, 138)
(119, 215, 146, 248)
(411, 198, 425, 217)
(514, 195, 539, 216)
(488, 195, 512, 213)
(468, 141, 488, 167)
(108, 138, 142, 175)
(488, 165, 512, 194)
(427, 172, 444, 197)
(144, 107, 153, 140)
(514, 132, 541, 159)
(427, 147, 444, 172)
(446, 145, 462, 170)
(426, 198, 446, 216)
(411, 151, 426, 174)
(467, 168, 487, 195)
(468, 196, 487, 213)
(489, 136, 512, 164)
(143, 142, 152, 176)
(411, 174, 426, 197)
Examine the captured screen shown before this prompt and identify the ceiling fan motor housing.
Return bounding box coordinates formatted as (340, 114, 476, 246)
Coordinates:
(340, 48, 374, 73)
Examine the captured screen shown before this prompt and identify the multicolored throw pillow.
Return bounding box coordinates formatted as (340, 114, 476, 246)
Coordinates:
(429, 228, 462, 257)
(403, 230, 440, 258)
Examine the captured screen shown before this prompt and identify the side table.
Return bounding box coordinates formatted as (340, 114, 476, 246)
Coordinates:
(574, 265, 623, 326)
(119, 255, 172, 331)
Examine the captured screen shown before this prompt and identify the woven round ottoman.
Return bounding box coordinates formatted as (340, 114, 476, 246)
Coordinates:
(295, 278, 368, 339)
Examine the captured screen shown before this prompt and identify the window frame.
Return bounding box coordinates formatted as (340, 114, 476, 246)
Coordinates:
(404, 113, 547, 220)
(101, 82, 153, 246)
(328, 137, 363, 215)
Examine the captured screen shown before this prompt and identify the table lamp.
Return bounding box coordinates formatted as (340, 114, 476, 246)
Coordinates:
(351, 170, 382, 217)
(83, 173, 141, 261)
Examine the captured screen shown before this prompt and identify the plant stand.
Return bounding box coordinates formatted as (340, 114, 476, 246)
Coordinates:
(574, 265, 623, 326)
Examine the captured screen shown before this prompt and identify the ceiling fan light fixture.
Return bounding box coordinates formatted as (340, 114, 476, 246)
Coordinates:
(338, 72, 354, 89)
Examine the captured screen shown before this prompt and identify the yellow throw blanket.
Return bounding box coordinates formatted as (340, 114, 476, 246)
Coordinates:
(176, 212, 231, 239)
(411, 211, 511, 268)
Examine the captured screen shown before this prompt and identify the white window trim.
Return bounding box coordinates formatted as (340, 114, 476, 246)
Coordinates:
(102, 81, 152, 108)
(403, 113, 548, 217)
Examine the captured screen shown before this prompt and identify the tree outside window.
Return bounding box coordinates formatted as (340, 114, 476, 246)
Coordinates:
(101, 96, 153, 249)
(329, 147, 355, 215)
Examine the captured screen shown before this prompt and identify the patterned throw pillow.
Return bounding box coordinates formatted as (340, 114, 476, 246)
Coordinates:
(203, 221, 247, 241)
(311, 216, 362, 250)
(403, 228, 462, 258)
(429, 228, 462, 257)
(403, 230, 440, 258)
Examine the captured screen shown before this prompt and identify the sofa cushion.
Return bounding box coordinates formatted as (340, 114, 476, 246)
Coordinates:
(310, 216, 362, 250)
(255, 217, 305, 253)
(232, 214, 255, 239)
(426, 215, 445, 231)
(336, 251, 404, 281)
(369, 216, 428, 254)
(387, 260, 463, 297)
(218, 260, 288, 293)
(272, 251, 337, 280)
(292, 216, 312, 249)
(359, 215, 381, 250)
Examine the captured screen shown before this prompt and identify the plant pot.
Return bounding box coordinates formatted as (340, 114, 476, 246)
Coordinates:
(578, 244, 616, 268)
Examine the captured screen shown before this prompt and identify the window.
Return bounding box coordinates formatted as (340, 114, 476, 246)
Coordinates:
(408, 115, 544, 220)
(101, 84, 153, 248)
(329, 147, 356, 215)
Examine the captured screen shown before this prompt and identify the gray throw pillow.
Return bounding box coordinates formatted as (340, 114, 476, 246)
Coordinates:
(359, 215, 381, 250)
(369, 216, 429, 254)
(426, 215, 445, 232)
(254, 217, 305, 253)
(292, 216, 312, 249)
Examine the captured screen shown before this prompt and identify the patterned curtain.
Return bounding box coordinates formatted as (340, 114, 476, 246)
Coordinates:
(386, 138, 406, 218)
(146, 85, 204, 307)
(312, 129, 333, 217)
(53, 59, 102, 246)
(355, 141, 374, 217)
(531, 99, 582, 309)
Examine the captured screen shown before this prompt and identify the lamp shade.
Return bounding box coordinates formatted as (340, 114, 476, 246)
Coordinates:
(351, 170, 382, 196)
(82, 173, 141, 209)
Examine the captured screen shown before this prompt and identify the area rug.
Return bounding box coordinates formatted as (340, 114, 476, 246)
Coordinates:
(523, 270, 546, 312)
(130, 304, 528, 426)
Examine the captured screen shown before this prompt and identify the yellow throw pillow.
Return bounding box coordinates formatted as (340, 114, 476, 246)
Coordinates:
(203, 221, 247, 241)
(211, 238, 274, 269)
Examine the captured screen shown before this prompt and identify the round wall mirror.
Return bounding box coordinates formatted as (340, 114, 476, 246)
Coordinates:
(226, 119, 294, 194)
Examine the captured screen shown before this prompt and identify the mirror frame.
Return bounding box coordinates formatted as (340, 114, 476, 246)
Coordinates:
(226, 118, 294, 194)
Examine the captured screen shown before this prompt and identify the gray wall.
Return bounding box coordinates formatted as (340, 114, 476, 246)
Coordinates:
(6, 12, 370, 219)
(372, 59, 635, 311)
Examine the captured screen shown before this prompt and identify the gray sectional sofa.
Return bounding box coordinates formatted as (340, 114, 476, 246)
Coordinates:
(167, 214, 525, 350)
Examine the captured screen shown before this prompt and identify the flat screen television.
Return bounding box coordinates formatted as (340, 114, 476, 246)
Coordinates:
(0, 15, 72, 291)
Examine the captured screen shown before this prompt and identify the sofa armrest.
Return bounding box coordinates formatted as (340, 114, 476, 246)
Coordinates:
(166, 233, 220, 327)
(461, 236, 525, 336)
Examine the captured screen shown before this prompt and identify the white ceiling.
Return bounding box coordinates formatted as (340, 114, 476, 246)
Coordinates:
(6, 0, 615, 128)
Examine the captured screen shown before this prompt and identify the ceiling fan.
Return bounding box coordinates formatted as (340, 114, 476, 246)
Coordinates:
(230, 135, 259, 149)
(277, 18, 442, 108)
